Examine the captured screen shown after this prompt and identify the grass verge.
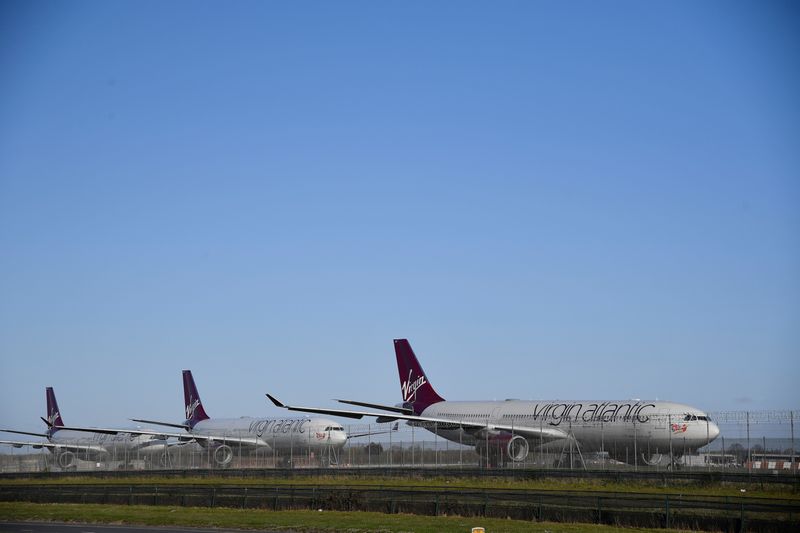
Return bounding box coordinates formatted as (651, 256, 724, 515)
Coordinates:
(1, 473, 797, 500)
(0, 501, 688, 533)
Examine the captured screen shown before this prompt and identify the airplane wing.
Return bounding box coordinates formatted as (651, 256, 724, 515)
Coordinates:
(266, 394, 568, 442)
(0, 439, 54, 450)
(0, 439, 107, 455)
(0, 429, 49, 438)
(130, 418, 191, 430)
(51, 425, 270, 449)
(348, 422, 400, 439)
(334, 399, 413, 415)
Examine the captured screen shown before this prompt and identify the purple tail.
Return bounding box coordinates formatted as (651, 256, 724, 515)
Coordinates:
(182, 370, 210, 427)
(394, 339, 444, 414)
(45, 387, 64, 427)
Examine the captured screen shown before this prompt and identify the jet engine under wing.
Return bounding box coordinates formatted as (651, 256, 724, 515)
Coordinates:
(266, 394, 568, 443)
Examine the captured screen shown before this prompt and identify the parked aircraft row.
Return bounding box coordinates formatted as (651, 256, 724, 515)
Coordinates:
(268, 339, 721, 467)
(0, 387, 170, 469)
(0, 371, 352, 468)
(2, 339, 720, 468)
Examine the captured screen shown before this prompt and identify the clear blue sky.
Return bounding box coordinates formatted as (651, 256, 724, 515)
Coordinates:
(1, 1, 798, 432)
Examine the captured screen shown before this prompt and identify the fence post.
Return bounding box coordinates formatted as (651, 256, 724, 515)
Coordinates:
(665, 495, 670, 528)
(746, 411, 751, 477)
(791, 410, 795, 477)
(633, 419, 638, 471)
(597, 496, 602, 524)
(740, 500, 745, 532)
(600, 418, 605, 470)
(668, 413, 673, 471)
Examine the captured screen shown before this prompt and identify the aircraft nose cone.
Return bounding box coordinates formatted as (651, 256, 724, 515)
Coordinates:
(709, 422, 720, 441)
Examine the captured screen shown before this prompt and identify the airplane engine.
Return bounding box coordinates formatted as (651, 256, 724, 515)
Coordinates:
(477, 434, 530, 465)
(57, 451, 75, 469)
(641, 452, 674, 467)
(506, 435, 529, 462)
(213, 444, 233, 467)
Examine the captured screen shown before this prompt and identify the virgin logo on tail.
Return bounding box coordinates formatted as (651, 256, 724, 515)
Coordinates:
(401, 370, 427, 402)
(47, 411, 61, 427)
(186, 398, 201, 420)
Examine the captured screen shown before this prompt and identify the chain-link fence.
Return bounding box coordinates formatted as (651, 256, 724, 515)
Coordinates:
(1, 410, 796, 474)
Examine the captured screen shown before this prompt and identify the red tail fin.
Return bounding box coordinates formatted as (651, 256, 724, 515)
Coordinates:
(45, 387, 64, 427)
(394, 339, 444, 414)
(182, 370, 210, 427)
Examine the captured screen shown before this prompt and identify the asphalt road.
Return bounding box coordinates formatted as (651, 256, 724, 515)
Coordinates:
(0, 524, 289, 533)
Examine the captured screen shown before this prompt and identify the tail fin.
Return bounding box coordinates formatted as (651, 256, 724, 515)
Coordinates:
(45, 387, 64, 427)
(182, 370, 210, 427)
(394, 339, 444, 414)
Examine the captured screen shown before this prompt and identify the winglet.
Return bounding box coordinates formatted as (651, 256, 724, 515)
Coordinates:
(266, 394, 286, 408)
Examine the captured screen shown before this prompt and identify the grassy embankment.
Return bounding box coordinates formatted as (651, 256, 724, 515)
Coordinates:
(0, 501, 691, 533)
(1, 473, 797, 500)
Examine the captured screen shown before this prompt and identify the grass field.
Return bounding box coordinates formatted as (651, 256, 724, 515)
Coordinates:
(0, 502, 691, 533)
(1, 473, 797, 500)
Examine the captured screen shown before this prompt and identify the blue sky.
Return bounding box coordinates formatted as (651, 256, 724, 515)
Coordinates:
(1, 1, 798, 432)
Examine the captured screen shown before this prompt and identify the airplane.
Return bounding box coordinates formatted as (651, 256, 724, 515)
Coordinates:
(0, 387, 169, 469)
(268, 339, 721, 467)
(114, 370, 355, 467)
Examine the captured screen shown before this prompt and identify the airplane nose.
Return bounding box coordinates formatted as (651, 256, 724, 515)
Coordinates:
(708, 422, 720, 441)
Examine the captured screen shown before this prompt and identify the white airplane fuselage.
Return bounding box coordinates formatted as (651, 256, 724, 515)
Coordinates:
(25, 428, 170, 469)
(189, 416, 347, 453)
(419, 399, 719, 457)
(268, 340, 722, 465)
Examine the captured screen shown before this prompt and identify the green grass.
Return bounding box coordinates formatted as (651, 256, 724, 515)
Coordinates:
(2, 473, 796, 500)
(0, 502, 690, 533)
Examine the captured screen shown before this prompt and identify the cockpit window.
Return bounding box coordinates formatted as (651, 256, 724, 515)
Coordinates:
(683, 414, 710, 422)
(324, 426, 344, 431)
